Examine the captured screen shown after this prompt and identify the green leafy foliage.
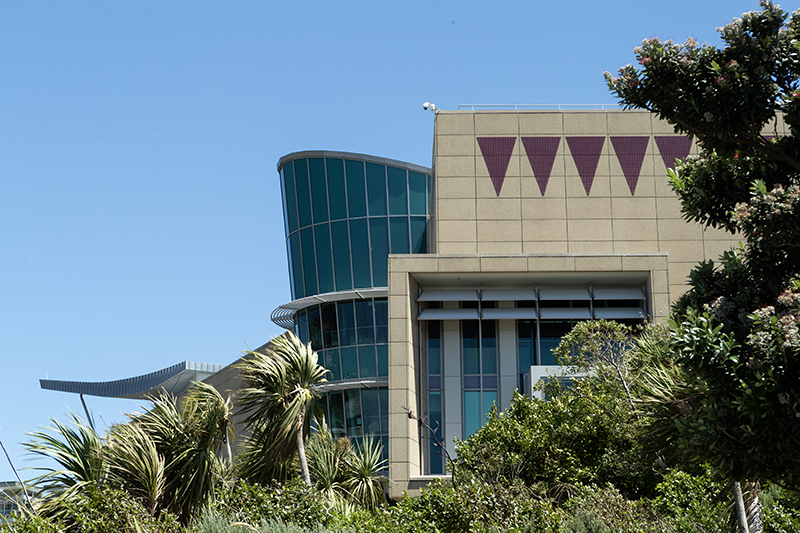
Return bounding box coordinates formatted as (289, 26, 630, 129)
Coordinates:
(236, 332, 329, 486)
(6, 485, 182, 533)
(208, 480, 330, 531)
(607, 0, 800, 489)
(456, 322, 664, 500)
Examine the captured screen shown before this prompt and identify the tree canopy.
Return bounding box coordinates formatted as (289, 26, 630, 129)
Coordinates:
(606, 0, 800, 488)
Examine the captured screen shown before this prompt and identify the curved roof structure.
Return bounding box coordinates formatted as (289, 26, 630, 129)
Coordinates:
(40, 361, 225, 400)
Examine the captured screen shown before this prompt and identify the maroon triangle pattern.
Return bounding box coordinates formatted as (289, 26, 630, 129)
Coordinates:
(654, 136, 692, 170)
(521, 137, 560, 196)
(477, 137, 516, 196)
(566, 136, 605, 195)
(610, 136, 649, 195)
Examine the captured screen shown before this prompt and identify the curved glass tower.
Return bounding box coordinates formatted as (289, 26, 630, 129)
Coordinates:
(273, 151, 432, 456)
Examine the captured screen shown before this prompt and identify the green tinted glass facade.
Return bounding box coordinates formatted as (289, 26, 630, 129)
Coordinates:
(278, 151, 431, 461)
(280, 153, 432, 300)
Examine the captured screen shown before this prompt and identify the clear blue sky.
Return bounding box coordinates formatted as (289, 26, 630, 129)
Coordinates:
(1, 0, 762, 480)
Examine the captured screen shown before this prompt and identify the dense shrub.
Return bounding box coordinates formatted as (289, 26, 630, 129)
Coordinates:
(208, 480, 330, 531)
(3, 485, 182, 533)
(652, 468, 726, 533)
(332, 479, 556, 533)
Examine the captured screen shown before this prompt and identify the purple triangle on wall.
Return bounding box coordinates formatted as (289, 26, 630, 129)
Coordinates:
(477, 137, 516, 196)
(611, 136, 649, 195)
(654, 136, 692, 170)
(521, 137, 560, 195)
(566, 137, 605, 195)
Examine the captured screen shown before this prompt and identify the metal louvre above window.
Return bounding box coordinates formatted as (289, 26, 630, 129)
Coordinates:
(416, 285, 648, 321)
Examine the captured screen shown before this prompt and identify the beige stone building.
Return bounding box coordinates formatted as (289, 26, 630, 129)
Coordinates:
(384, 108, 750, 498)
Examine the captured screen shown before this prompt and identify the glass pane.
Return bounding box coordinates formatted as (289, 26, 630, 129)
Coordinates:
(355, 300, 375, 345)
(387, 166, 408, 215)
(359, 345, 377, 378)
(345, 389, 362, 437)
(324, 348, 341, 381)
(350, 219, 371, 288)
(540, 321, 573, 365)
(408, 171, 427, 215)
(283, 161, 299, 233)
(366, 162, 387, 216)
(341, 347, 359, 379)
(518, 320, 534, 370)
(390, 217, 410, 254)
(410, 216, 427, 254)
(326, 158, 347, 221)
(377, 344, 388, 377)
(369, 218, 388, 287)
(482, 321, 497, 375)
(464, 391, 482, 438)
(309, 158, 329, 224)
(337, 301, 356, 347)
(483, 391, 498, 421)
(297, 309, 309, 345)
(315, 225, 334, 294)
(316, 393, 329, 427)
(300, 227, 318, 297)
(330, 391, 345, 439)
(345, 159, 366, 218)
(374, 299, 388, 344)
(428, 391, 443, 474)
(294, 158, 312, 228)
(428, 321, 441, 375)
(361, 389, 381, 435)
(289, 232, 303, 299)
(539, 338, 560, 366)
(321, 302, 338, 349)
(330, 221, 352, 291)
(307, 306, 322, 351)
(462, 320, 479, 375)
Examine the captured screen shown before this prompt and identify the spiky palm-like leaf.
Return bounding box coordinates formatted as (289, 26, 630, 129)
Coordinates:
(126, 382, 233, 523)
(105, 423, 166, 516)
(236, 332, 328, 485)
(342, 435, 388, 511)
(23, 414, 106, 518)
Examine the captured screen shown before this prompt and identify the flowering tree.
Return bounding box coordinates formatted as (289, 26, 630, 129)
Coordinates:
(606, 1, 800, 491)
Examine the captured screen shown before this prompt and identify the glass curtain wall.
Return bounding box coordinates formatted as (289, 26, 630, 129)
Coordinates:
(280, 155, 431, 300)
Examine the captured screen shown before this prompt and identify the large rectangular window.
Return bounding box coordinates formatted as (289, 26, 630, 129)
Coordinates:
(294, 158, 312, 228)
(387, 166, 408, 215)
(341, 346, 359, 379)
(283, 162, 299, 233)
(331, 221, 352, 291)
(390, 217, 410, 254)
(324, 348, 341, 381)
(366, 162, 387, 216)
(369, 218, 389, 287)
(355, 300, 375, 345)
(428, 391, 443, 474)
(345, 160, 366, 218)
(326, 158, 347, 221)
(314, 225, 334, 294)
(337, 301, 356, 347)
(307, 306, 322, 351)
(300, 227, 317, 297)
(408, 171, 427, 216)
(374, 299, 388, 344)
(358, 345, 377, 378)
(309, 158, 329, 224)
(410, 217, 427, 254)
(289, 232, 303, 299)
(349, 219, 371, 288)
(321, 302, 338, 348)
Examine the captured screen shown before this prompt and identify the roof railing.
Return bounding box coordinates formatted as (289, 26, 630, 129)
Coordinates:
(457, 104, 621, 110)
